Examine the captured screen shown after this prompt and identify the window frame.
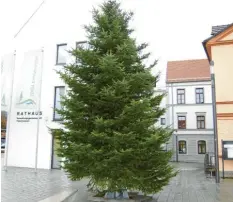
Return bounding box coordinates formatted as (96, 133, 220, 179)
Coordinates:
(75, 41, 88, 64)
(56, 43, 67, 65)
(198, 140, 206, 154)
(197, 115, 205, 129)
(178, 140, 187, 154)
(177, 89, 185, 104)
(76, 41, 88, 49)
(178, 116, 186, 129)
(195, 88, 204, 104)
(160, 118, 166, 125)
(53, 86, 65, 121)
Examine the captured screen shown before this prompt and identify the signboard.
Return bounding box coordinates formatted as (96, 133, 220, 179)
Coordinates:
(222, 141, 233, 160)
(16, 111, 42, 122)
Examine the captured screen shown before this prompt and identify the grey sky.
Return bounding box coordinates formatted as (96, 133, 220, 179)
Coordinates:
(0, 0, 232, 87)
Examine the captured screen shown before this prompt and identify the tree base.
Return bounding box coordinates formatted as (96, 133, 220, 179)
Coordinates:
(104, 190, 129, 199)
(88, 191, 153, 202)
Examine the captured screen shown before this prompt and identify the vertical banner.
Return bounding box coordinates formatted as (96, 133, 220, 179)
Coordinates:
(14, 49, 43, 111)
(4, 49, 44, 170)
(1, 53, 15, 112)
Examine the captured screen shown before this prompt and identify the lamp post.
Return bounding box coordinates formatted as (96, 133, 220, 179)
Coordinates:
(210, 60, 220, 183)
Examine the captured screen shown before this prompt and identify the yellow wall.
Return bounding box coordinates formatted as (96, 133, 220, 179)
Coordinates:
(221, 32, 233, 41)
(212, 44, 233, 102)
(211, 43, 233, 172)
(217, 104, 233, 114)
(218, 119, 233, 171)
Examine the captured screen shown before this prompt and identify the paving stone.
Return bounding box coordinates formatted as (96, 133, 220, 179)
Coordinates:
(1, 164, 82, 202)
(2, 158, 233, 202)
(155, 162, 233, 202)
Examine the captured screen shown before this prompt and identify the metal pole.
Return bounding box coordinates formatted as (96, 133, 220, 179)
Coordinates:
(35, 48, 44, 173)
(171, 83, 176, 161)
(3, 51, 16, 171)
(176, 134, 178, 162)
(221, 140, 224, 179)
(14, 1, 45, 39)
(211, 71, 220, 183)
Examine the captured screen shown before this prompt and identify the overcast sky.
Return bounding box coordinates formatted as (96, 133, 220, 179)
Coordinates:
(0, 0, 232, 87)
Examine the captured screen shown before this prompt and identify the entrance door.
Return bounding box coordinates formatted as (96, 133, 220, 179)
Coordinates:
(51, 136, 61, 169)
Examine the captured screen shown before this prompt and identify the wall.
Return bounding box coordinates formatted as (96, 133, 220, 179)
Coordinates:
(166, 80, 214, 162)
(211, 43, 233, 172)
(212, 45, 233, 102)
(167, 81, 213, 129)
(177, 134, 214, 162)
(154, 88, 168, 128)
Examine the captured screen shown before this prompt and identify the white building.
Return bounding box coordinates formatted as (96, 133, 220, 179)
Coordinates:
(154, 88, 167, 126)
(1, 0, 167, 169)
(166, 59, 214, 163)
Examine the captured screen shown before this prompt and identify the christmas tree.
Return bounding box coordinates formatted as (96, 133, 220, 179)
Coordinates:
(51, 0, 176, 197)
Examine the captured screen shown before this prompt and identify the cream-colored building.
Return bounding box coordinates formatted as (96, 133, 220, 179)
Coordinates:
(203, 23, 233, 176)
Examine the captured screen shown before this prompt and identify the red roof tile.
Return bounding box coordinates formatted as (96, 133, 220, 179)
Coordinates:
(166, 59, 210, 83)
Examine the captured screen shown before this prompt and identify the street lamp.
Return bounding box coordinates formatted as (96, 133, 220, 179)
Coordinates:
(210, 60, 220, 183)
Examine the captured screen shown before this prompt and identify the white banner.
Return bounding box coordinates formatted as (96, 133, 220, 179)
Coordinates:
(1, 53, 15, 112)
(14, 49, 43, 110)
(4, 49, 44, 170)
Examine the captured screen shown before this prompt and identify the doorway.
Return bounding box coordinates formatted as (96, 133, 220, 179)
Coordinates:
(51, 136, 61, 169)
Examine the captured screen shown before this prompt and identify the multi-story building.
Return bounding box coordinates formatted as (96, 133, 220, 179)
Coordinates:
(203, 23, 233, 176)
(166, 59, 214, 163)
(1, 0, 169, 169)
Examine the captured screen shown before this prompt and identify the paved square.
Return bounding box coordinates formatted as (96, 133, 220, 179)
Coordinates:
(154, 162, 233, 202)
(2, 157, 233, 202)
(1, 166, 85, 202)
(65, 162, 233, 202)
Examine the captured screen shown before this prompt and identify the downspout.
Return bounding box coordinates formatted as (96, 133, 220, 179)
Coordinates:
(171, 83, 178, 161)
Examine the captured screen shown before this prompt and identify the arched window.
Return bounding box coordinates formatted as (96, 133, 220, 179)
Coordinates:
(198, 140, 206, 154)
(179, 140, 187, 154)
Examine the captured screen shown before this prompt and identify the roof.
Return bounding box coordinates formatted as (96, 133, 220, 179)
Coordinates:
(166, 59, 210, 83)
(211, 24, 232, 36)
(203, 23, 233, 61)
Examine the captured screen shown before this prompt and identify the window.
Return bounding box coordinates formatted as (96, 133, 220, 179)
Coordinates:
(178, 116, 186, 129)
(198, 140, 206, 154)
(196, 88, 204, 104)
(56, 44, 67, 65)
(161, 118, 166, 125)
(53, 86, 65, 121)
(75, 41, 88, 64)
(177, 89, 185, 104)
(179, 140, 187, 154)
(76, 41, 88, 49)
(197, 116, 205, 129)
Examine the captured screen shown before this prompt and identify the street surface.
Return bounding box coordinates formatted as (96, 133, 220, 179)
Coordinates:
(2, 154, 233, 202)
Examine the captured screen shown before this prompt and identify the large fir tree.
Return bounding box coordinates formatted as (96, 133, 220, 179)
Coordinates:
(52, 0, 176, 196)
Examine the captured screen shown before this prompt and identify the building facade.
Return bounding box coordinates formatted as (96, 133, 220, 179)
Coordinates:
(203, 23, 233, 175)
(166, 59, 214, 163)
(1, 0, 168, 169)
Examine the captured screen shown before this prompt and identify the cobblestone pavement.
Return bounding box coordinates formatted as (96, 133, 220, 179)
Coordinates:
(2, 156, 233, 202)
(66, 162, 233, 202)
(154, 162, 233, 202)
(1, 154, 85, 202)
(1, 166, 86, 202)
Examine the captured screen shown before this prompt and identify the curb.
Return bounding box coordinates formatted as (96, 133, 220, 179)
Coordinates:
(61, 189, 79, 202)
